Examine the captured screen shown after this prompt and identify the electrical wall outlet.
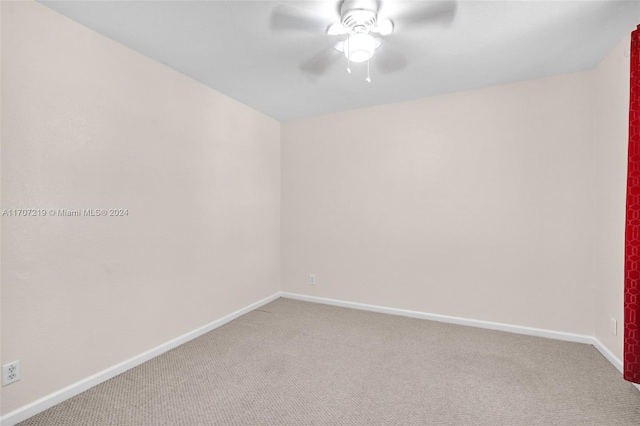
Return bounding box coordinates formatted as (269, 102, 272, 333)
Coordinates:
(611, 318, 617, 336)
(309, 274, 316, 285)
(2, 360, 21, 386)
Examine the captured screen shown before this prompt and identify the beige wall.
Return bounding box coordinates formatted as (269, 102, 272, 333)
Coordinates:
(1, 1, 280, 415)
(593, 35, 631, 361)
(282, 72, 596, 335)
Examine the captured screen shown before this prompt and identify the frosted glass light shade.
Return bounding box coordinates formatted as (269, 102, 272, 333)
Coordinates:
(344, 33, 376, 63)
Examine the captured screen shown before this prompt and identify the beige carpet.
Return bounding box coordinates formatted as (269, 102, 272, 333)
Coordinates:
(18, 298, 640, 425)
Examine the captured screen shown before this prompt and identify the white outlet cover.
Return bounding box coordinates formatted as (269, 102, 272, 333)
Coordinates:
(2, 360, 21, 386)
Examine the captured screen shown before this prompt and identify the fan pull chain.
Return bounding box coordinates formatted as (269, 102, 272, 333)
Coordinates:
(366, 59, 371, 83)
(346, 38, 351, 74)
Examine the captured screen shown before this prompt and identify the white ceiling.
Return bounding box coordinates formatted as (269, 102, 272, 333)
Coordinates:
(39, 1, 639, 121)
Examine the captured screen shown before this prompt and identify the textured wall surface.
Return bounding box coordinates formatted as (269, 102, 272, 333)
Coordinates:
(282, 71, 596, 335)
(593, 35, 630, 364)
(1, 2, 280, 414)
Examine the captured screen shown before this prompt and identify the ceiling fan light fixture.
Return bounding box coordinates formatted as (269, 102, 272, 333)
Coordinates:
(344, 33, 376, 63)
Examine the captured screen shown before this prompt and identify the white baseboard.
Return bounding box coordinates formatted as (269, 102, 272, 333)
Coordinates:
(280, 292, 593, 344)
(0, 292, 280, 426)
(281, 292, 640, 393)
(4, 291, 639, 425)
(592, 337, 623, 373)
(591, 338, 640, 392)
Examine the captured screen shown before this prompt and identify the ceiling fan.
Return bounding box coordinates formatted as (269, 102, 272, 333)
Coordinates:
(270, 0, 457, 82)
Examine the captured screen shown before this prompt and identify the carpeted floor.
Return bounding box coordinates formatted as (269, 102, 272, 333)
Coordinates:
(18, 298, 640, 425)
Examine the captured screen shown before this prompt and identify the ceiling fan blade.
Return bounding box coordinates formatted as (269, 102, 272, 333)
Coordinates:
(371, 18, 394, 36)
(300, 45, 343, 76)
(373, 46, 407, 75)
(391, 0, 457, 29)
(327, 22, 348, 35)
(270, 3, 335, 33)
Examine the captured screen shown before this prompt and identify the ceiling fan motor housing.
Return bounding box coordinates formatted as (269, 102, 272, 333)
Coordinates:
(340, 0, 378, 33)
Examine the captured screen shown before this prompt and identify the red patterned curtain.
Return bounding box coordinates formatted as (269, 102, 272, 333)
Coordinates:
(625, 24, 640, 384)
